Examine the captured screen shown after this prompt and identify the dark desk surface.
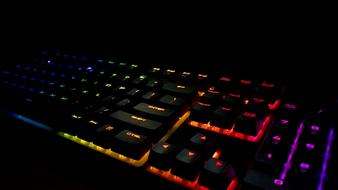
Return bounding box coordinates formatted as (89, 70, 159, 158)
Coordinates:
(0, 114, 186, 190)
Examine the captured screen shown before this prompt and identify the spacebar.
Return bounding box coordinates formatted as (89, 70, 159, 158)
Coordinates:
(110, 110, 162, 131)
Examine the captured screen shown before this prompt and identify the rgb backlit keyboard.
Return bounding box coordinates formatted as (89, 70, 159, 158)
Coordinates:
(0, 49, 336, 190)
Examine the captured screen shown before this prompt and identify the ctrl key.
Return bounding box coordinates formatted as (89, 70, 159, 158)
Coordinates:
(113, 130, 150, 160)
(199, 158, 236, 190)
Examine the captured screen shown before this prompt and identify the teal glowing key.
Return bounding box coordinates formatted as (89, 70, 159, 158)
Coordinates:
(108, 60, 114, 64)
(82, 90, 89, 94)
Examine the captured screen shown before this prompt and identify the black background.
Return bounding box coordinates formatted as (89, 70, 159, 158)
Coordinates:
(0, 9, 336, 190)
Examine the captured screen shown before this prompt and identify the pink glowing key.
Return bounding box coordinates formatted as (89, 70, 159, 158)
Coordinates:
(280, 119, 289, 125)
(266, 153, 273, 159)
(273, 136, 281, 141)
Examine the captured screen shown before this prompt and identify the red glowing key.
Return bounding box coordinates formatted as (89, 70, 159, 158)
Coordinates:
(215, 161, 223, 167)
(188, 151, 196, 157)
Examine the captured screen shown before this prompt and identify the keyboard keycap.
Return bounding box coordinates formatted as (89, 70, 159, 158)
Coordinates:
(133, 103, 174, 118)
(113, 130, 150, 159)
(171, 148, 202, 181)
(110, 110, 162, 131)
(149, 142, 176, 171)
(199, 158, 236, 190)
(159, 95, 185, 107)
(234, 111, 260, 136)
(162, 82, 195, 95)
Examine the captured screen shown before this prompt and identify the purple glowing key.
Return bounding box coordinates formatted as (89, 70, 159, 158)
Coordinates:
(300, 162, 310, 170)
(274, 179, 284, 186)
(284, 103, 297, 110)
(306, 143, 315, 150)
(311, 125, 320, 132)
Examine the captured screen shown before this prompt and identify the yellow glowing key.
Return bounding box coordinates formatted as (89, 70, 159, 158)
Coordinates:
(148, 105, 165, 112)
(131, 115, 147, 122)
(89, 120, 98, 125)
(126, 131, 141, 139)
(71, 114, 82, 119)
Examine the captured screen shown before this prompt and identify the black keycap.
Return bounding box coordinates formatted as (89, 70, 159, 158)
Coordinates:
(190, 102, 213, 123)
(211, 106, 236, 129)
(234, 111, 260, 136)
(94, 106, 111, 116)
(162, 82, 195, 95)
(133, 103, 174, 118)
(102, 95, 117, 104)
(171, 148, 201, 181)
(255, 81, 278, 101)
(200, 86, 221, 103)
(116, 98, 132, 107)
(243, 169, 276, 190)
(113, 130, 150, 160)
(110, 110, 162, 131)
(142, 91, 158, 100)
(222, 93, 242, 107)
(148, 142, 176, 171)
(159, 95, 185, 107)
(244, 97, 267, 114)
(95, 124, 120, 147)
(127, 88, 141, 96)
(239, 79, 254, 95)
(132, 75, 147, 85)
(217, 76, 234, 93)
(199, 158, 236, 190)
(189, 133, 209, 152)
(146, 79, 162, 88)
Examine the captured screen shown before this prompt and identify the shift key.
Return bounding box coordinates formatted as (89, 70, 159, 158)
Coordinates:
(110, 110, 162, 131)
(134, 103, 174, 118)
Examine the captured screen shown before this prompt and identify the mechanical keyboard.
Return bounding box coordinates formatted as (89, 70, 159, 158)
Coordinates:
(0, 49, 336, 190)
